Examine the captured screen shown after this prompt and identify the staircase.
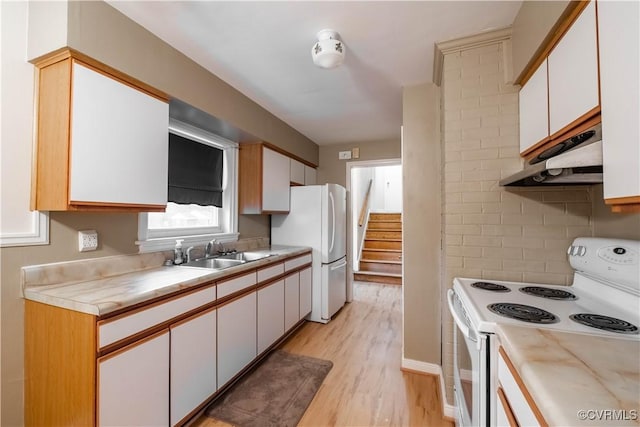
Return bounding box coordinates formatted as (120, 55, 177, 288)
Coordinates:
(354, 213, 402, 285)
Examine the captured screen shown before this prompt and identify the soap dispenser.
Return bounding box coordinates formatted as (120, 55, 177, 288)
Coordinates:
(174, 239, 185, 265)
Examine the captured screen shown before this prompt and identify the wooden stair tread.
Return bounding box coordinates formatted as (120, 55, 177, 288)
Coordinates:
(366, 228, 402, 232)
(362, 248, 402, 252)
(364, 238, 402, 242)
(360, 259, 402, 265)
(354, 270, 402, 278)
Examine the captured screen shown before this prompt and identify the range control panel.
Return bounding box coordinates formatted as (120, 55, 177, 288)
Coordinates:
(569, 238, 640, 289)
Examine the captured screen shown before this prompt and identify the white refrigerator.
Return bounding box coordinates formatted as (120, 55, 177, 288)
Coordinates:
(271, 184, 347, 323)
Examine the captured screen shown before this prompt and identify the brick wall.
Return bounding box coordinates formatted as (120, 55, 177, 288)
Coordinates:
(440, 41, 593, 403)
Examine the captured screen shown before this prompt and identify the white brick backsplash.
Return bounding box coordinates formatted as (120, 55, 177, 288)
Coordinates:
(441, 39, 592, 405)
(463, 213, 501, 225)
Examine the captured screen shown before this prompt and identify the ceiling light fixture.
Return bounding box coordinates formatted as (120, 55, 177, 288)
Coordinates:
(311, 29, 345, 69)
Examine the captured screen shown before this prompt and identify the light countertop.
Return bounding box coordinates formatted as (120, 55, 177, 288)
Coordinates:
(497, 324, 640, 426)
(22, 245, 311, 317)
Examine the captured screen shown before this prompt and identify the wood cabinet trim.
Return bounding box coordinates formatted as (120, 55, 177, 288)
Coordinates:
(516, 1, 590, 86)
(260, 141, 318, 168)
(97, 328, 169, 364)
(25, 300, 97, 427)
(522, 112, 601, 162)
(98, 281, 216, 322)
(605, 197, 640, 214)
(32, 48, 170, 102)
(497, 386, 519, 427)
(499, 347, 548, 427)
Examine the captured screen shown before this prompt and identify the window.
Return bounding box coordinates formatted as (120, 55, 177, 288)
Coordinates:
(137, 119, 238, 252)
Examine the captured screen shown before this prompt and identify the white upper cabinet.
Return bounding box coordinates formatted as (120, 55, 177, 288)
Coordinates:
(519, 59, 549, 154)
(598, 0, 640, 204)
(290, 159, 305, 185)
(70, 62, 168, 206)
(32, 51, 169, 212)
(304, 165, 317, 185)
(262, 147, 290, 212)
(547, 0, 599, 137)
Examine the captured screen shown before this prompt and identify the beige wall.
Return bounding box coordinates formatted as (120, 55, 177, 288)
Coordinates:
(30, 1, 319, 166)
(0, 213, 138, 426)
(402, 83, 441, 364)
(440, 40, 596, 404)
(592, 185, 640, 240)
(317, 139, 401, 187)
(511, 0, 571, 82)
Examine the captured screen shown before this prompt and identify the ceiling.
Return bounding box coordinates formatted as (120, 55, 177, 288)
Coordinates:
(108, 1, 522, 146)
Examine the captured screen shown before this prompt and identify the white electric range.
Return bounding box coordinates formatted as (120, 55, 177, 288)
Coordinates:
(448, 237, 640, 427)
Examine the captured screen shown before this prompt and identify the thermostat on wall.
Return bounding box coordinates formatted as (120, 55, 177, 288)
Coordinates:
(78, 230, 98, 252)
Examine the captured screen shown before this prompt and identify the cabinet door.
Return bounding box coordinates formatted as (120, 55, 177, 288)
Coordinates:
(304, 165, 317, 185)
(547, 1, 599, 136)
(170, 309, 217, 426)
(284, 273, 300, 331)
(519, 60, 549, 154)
(217, 292, 257, 386)
(98, 331, 169, 427)
(290, 159, 305, 185)
(257, 280, 285, 354)
(262, 147, 290, 212)
(299, 267, 312, 320)
(70, 62, 168, 206)
(598, 0, 640, 200)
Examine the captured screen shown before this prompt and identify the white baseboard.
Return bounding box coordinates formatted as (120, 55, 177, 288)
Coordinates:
(401, 358, 456, 420)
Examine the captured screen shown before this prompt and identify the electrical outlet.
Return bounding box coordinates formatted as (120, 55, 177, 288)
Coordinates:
(78, 230, 98, 252)
(338, 150, 352, 160)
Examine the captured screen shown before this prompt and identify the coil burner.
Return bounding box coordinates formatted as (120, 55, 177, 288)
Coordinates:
(569, 313, 639, 334)
(519, 286, 577, 300)
(471, 282, 511, 292)
(488, 303, 558, 324)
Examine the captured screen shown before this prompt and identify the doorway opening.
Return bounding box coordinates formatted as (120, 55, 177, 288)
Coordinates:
(346, 159, 402, 292)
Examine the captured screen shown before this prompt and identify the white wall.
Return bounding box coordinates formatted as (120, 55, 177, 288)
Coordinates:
(351, 167, 375, 270)
(370, 165, 402, 212)
(0, 1, 49, 248)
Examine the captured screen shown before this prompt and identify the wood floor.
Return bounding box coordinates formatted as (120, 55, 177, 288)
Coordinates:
(194, 282, 453, 427)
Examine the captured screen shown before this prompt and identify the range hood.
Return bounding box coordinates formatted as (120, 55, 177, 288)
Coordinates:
(500, 124, 603, 186)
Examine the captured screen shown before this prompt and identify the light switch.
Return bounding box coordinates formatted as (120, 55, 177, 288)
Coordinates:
(78, 230, 98, 252)
(338, 151, 352, 160)
(352, 147, 360, 159)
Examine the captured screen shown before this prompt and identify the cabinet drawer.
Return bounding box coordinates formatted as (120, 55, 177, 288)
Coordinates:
(98, 286, 215, 349)
(217, 271, 257, 299)
(498, 348, 543, 426)
(285, 254, 312, 271)
(257, 262, 284, 283)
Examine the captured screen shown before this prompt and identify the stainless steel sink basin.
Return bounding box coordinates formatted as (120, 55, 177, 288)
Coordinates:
(182, 257, 245, 270)
(179, 251, 273, 270)
(219, 251, 273, 262)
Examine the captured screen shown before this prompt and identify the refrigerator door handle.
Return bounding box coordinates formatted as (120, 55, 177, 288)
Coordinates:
(328, 191, 336, 255)
(330, 259, 347, 270)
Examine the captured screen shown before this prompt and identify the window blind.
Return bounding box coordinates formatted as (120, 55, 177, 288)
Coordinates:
(168, 132, 224, 207)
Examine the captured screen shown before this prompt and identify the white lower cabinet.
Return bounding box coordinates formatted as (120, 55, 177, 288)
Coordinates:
(299, 267, 312, 319)
(284, 274, 300, 331)
(258, 280, 285, 354)
(98, 331, 170, 427)
(217, 292, 257, 386)
(170, 308, 217, 426)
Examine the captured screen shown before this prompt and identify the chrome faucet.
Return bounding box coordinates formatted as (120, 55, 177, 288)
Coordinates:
(185, 246, 195, 263)
(205, 239, 222, 257)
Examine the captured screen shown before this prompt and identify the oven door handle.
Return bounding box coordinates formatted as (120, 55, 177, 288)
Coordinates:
(447, 289, 477, 344)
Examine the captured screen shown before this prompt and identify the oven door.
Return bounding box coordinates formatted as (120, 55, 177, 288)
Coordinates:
(448, 289, 487, 427)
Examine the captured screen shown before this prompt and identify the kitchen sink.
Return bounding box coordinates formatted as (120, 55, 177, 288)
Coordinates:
(181, 257, 245, 270)
(179, 251, 273, 270)
(219, 251, 273, 262)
